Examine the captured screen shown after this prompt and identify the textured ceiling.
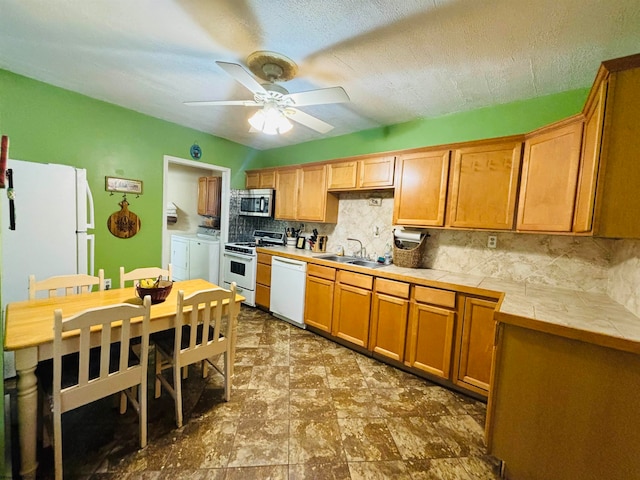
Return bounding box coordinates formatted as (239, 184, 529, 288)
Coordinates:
(1, 0, 639, 150)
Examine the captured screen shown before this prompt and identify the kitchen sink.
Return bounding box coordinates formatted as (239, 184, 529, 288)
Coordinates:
(346, 259, 385, 269)
(315, 254, 358, 263)
(315, 254, 385, 269)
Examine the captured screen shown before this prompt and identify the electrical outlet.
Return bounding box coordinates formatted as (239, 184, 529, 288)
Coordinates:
(105, 278, 112, 290)
(368, 197, 382, 206)
(487, 235, 497, 249)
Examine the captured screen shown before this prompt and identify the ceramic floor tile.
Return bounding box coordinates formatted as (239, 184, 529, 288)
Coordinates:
(405, 458, 474, 479)
(290, 364, 329, 388)
(330, 388, 383, 418)
(325, 364, 369, 389)
(289, 418, 346, 465)
(288, 461, 352, 479)
(227, 419, 289, 467)
(247, 365, 290, 389)
(241, 388, 290, 419)
(225, 464, 289, 479)
(347, 460, 413, 479)
(385, 416, 458, 459)
(338, 417, 402, 462)
(290, 388, 336, 420)
(369, 387, 425, 417)
(163, 419, 238, 469)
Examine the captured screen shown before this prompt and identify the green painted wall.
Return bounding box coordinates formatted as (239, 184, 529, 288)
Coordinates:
(0, 69, 257, 286)
(253, 88, 589, 167)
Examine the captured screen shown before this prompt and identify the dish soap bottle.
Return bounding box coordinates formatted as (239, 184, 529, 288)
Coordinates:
(384, 243, 392, 265)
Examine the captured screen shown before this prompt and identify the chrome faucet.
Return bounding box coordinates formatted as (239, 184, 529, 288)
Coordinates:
(347, 238, 366, 258)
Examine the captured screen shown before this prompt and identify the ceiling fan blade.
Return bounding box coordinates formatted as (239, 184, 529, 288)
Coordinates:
(284, 87, 350, 107)
(184, 100, 260, 107)
(216, 61, 267, 95)
(285, 108, 334, 134)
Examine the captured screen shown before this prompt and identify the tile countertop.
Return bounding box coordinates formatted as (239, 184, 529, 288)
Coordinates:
(259, 246, 640, 355)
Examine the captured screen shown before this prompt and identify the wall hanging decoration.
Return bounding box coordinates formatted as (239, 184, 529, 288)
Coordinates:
(190, 142, 202, 160)
(108, 195, 141, 238)
(105, 176, 143, 195)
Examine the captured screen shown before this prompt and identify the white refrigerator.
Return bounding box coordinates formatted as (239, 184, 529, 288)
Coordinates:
(2, 158, 95, 377)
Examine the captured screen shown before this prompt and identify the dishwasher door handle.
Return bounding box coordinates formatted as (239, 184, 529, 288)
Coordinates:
(272, 257, 306, 268)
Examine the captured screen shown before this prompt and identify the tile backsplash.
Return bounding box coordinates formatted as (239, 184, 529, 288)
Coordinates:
(229, 189, 640, 317)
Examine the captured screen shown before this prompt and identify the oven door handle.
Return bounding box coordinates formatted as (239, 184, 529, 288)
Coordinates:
(224, 252, 256, 261)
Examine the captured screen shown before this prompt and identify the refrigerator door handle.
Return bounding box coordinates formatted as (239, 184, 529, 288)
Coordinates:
(85, 180, 95, 229)
(87, 233, 95, 276)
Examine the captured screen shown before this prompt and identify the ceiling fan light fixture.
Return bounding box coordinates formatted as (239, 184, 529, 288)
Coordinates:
(248, 105, 293, 135)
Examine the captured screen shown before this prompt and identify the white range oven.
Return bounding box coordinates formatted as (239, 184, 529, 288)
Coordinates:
(222, 230, 285, 306)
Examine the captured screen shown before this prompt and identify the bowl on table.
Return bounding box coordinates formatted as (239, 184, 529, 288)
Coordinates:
(136, 280, 173, 304)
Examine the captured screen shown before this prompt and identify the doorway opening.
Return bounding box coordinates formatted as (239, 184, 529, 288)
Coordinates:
(162, 155, 230, 285)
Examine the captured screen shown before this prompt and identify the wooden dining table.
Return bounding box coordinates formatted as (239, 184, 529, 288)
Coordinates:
(3, 279, 244, 479)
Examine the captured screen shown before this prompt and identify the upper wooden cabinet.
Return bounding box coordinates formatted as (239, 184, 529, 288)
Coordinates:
(447, 139, 523, 230)
(573, 80, 607, 233)
(197, 176, 221, 217)
(245, 169, 276, 189)
(328, 155, 396, 190)
(297, 164, 339, 222)
(588, 56, 640, 238)
(393, 149, 450, 227)
(274, 165, 338, 223)
(516, 117, 584, 232)
(274, 168, 299, 220)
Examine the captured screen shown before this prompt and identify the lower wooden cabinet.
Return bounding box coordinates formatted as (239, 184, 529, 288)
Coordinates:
(304, 264, 336, 333)
(406, 286, 457, 379)
(332, 271, 373, 348)
(255, 253, 272, 309)
(369, 278, 410, 362)
(454, 296, 498, 394)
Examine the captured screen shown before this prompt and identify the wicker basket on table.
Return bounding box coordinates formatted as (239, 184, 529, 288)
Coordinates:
(393, 233, 427, 268)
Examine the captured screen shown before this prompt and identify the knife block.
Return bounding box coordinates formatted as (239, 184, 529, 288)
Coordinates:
(312, 235, 328, 252)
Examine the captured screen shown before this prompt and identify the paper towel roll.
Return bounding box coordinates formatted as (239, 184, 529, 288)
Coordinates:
(393, 229, 423, 242)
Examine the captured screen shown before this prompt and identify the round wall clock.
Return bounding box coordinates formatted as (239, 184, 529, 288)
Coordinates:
(190, 143, 202, 160)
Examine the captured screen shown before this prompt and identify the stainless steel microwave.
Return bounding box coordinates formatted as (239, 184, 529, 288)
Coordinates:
(238, 189, 274, 217)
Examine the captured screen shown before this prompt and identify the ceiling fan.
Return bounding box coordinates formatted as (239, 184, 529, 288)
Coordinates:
(185, 51, 350, 135)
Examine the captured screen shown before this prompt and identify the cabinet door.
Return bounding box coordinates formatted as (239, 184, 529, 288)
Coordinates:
(245, 171, 260, 189)
(393, 150, 450, 227)
(298, 164, 338, 222)
(170, 237, 189, 281)
(256, 283, 271, 309)
(517, 119, 583, 232)
(205, 177, 221, 217)
(332, 283, 372, 348)
(574, 80, 607, 233)
(259, 170, 276, 189)
(359, 156, 395, 188)
(455, 297, 497, 394)
(275, 168, 299, 220)
(327, 161, 358, 190)
(447, 141, 522, 229)
(406, 302, 455, 379)
(304, 274, 335, 332)
(369, 292, 409, 362)
(197, 177, 207, 215)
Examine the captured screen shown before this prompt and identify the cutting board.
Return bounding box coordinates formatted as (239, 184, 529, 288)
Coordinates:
(108, 199, 140, 238)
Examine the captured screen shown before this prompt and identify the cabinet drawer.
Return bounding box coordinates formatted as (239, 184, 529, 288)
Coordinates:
(256, 264, 271, 286)
(337, 270, 373, 290)
(413, 286, 456, 309)
(257, 252, 272, 265)
(308, 263, 336, 281)
(375, 278, 410, 299)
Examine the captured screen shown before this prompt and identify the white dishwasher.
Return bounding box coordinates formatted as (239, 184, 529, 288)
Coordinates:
(270, 256, 307, 329)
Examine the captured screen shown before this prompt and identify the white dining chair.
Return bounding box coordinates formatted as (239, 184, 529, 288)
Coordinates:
(119, 264, 172, 289)
(153, 282, 237, 428)
(49, 295, 152, 480)
(29, 270, 105, 299)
